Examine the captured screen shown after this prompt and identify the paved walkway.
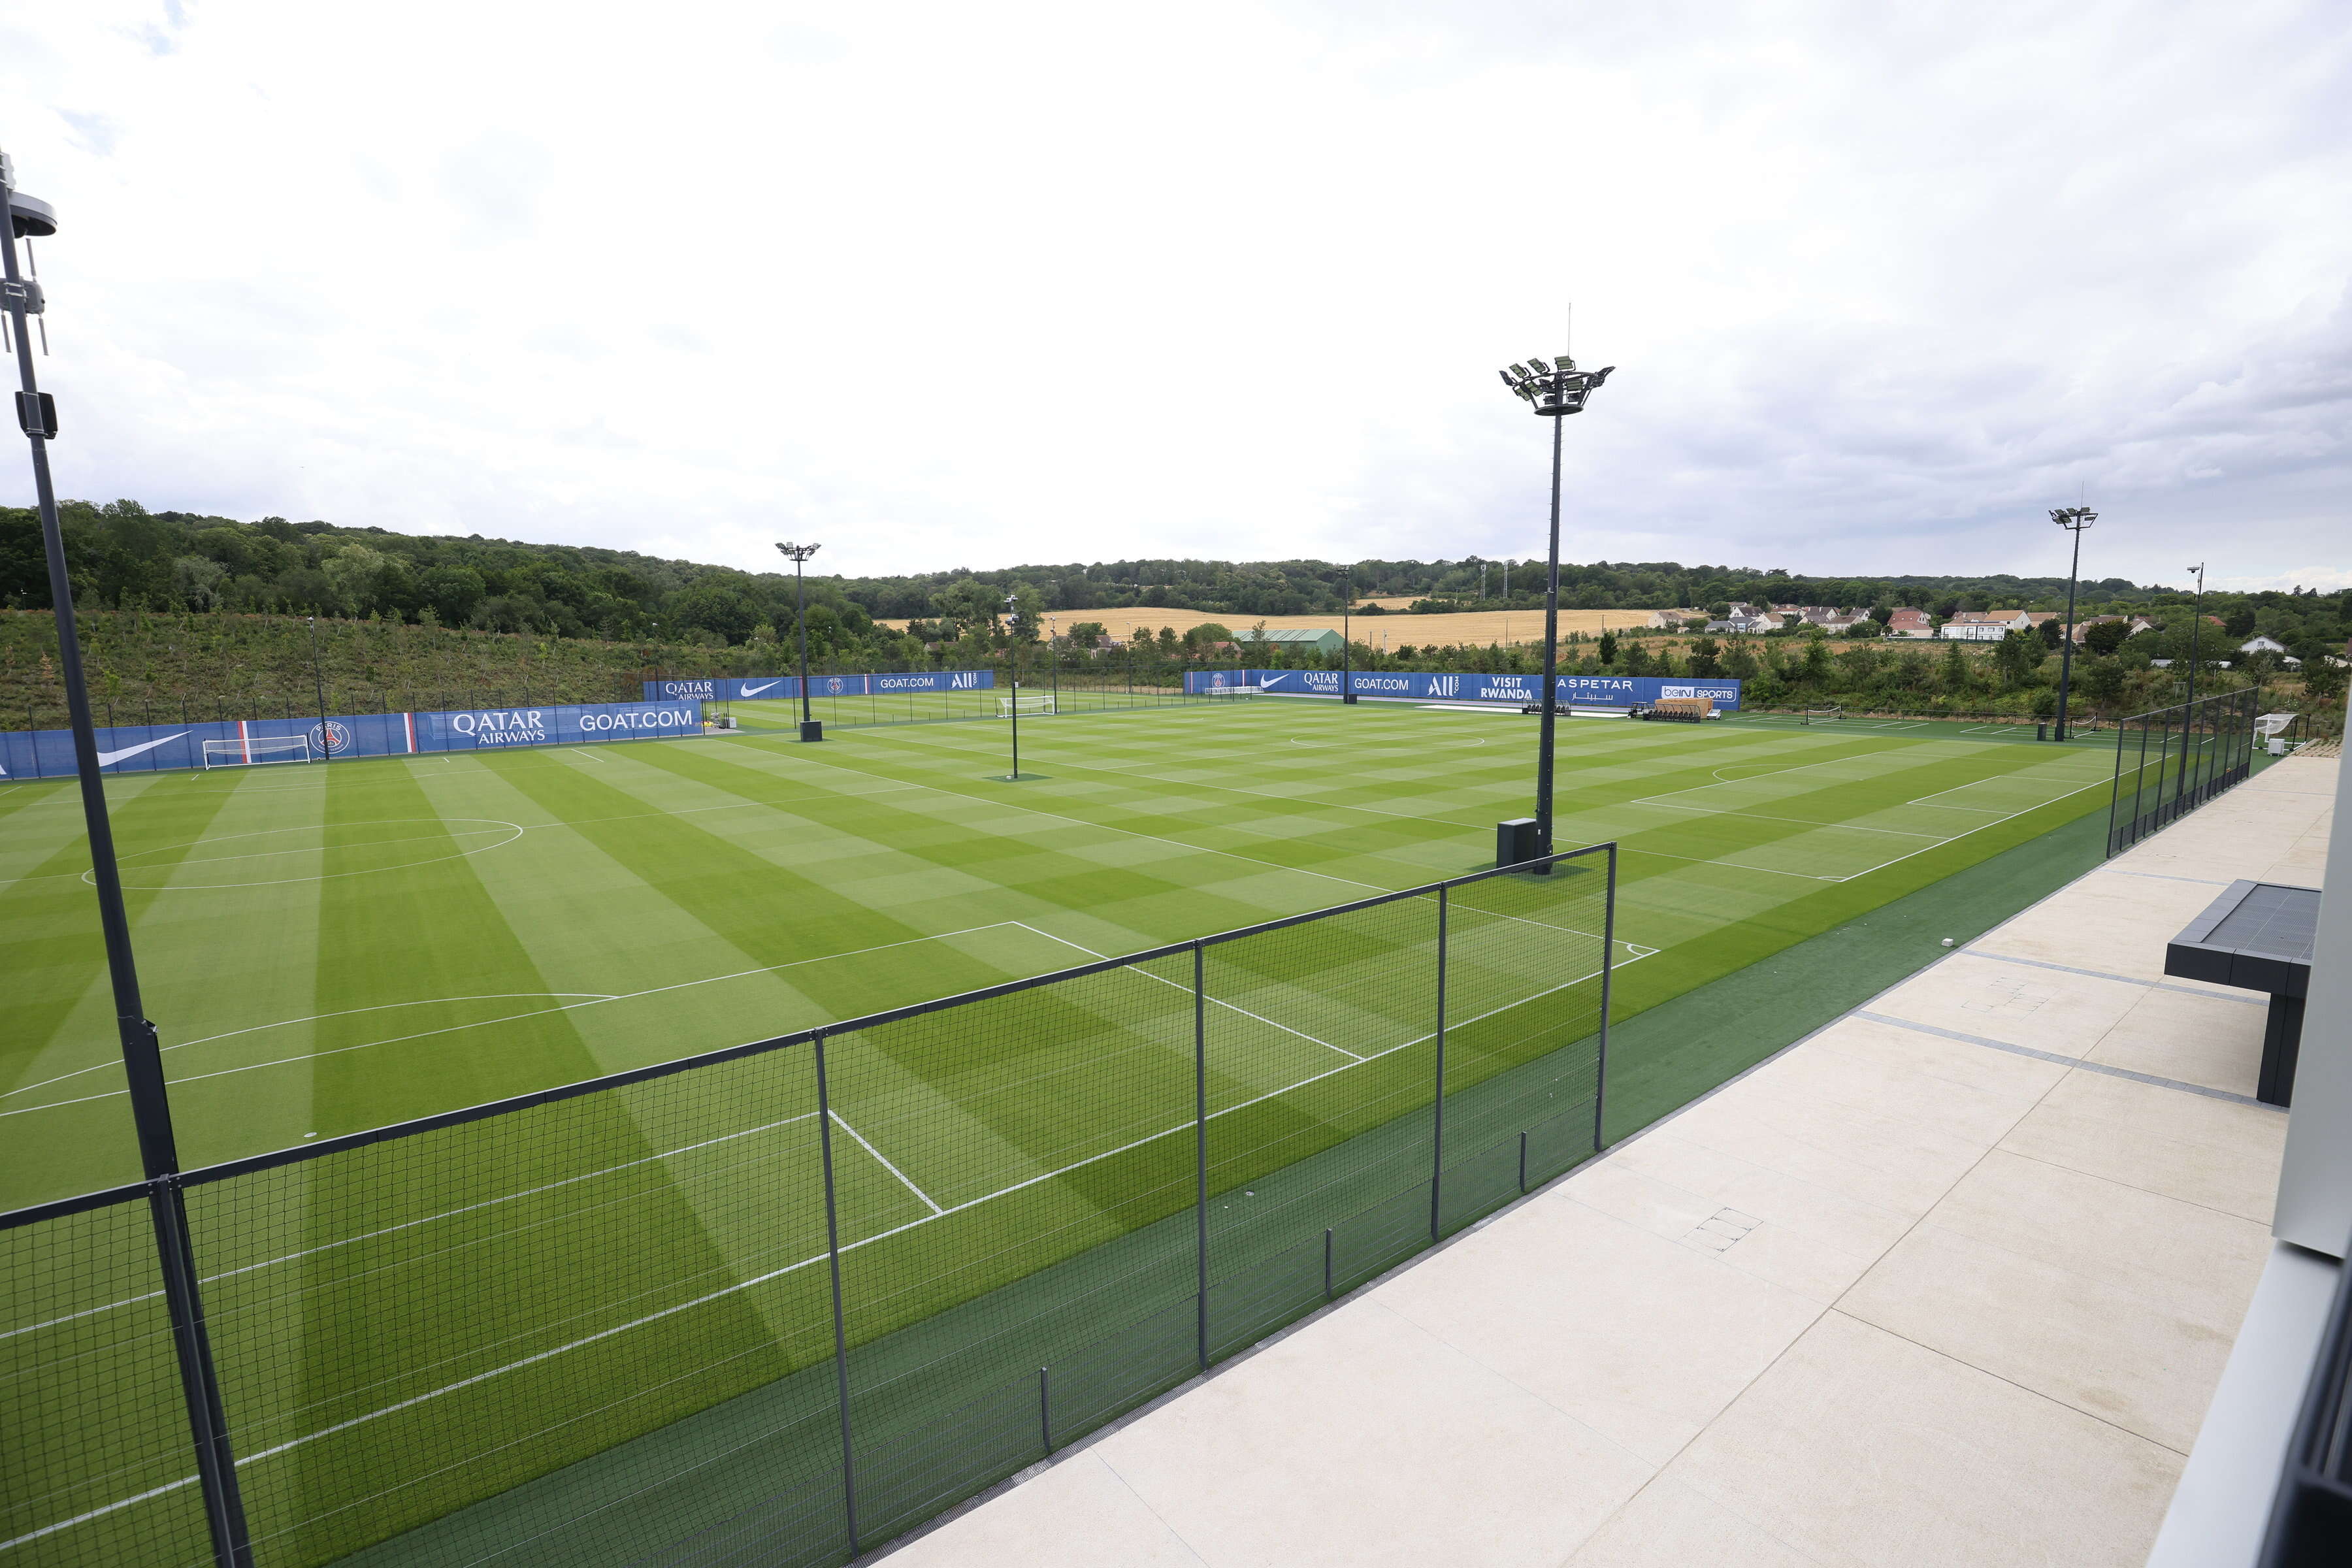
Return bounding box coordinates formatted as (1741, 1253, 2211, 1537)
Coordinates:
(879, 757, 2335, 1568)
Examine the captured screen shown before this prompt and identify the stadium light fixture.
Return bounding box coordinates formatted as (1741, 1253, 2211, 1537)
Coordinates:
(1495, 331, 1617, 872)
(775, 541, 822, 741)
(2, 144, 257, 1562)
(2048, 506, 2095, 742)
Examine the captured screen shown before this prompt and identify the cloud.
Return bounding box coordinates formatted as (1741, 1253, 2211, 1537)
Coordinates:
(0, 0, 2347, 590)
(436, 129, 555, 247)
(56, 110, 120, 157)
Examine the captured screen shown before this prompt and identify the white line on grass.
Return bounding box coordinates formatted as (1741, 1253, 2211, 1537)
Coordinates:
(1828, 767, 2131, 882)
(0, 923, 1057, 1115)
(1008, 921, 1367, 1062)
(0, 1111, 826, 1345)
(6, 941, 1664, 1557)
(830, 1110, 945, 1215)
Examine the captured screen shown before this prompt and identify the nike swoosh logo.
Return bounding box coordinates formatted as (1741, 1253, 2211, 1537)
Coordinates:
(96, 732, 191, 768)
(739, 681, 783, 696)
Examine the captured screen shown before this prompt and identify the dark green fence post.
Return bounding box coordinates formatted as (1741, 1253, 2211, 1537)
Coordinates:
(1194, 941, 1209, 1373)
(1595, 845, 1618, 1152)
(1429, 883, 1448, 1241)
(813, 1032, 860, 1556)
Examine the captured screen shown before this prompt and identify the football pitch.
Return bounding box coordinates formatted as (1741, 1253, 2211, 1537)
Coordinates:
(1, 698, 2128, 1564)
(1, 698, 2117, 1211)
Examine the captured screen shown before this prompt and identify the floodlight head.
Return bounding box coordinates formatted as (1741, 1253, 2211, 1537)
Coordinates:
(1497, 345, 1616, 417)
(8, 191, 57, 239)
(775, 541, 821, 565)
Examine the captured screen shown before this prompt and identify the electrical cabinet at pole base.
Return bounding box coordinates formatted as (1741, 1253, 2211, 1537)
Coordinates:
(1496, 817, 1542, 869)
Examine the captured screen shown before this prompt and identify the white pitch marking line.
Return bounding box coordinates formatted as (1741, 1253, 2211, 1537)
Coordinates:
(831, 1110, 945, 1215)
(1007, 921, 1365, 1062)
(0, 924, 1034, 1114)
(1829, 768, 2133, 883)
(0, 1111, 825, 1345)
(20, 948, 1658, 1550)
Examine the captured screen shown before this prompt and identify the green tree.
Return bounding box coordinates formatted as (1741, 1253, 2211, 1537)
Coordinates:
(2084, 619, 2131, 657)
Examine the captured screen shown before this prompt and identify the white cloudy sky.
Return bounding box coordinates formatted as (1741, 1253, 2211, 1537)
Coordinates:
(3, 0, 2348, 591)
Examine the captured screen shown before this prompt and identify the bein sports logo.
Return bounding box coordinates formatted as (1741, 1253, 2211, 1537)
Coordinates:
(306, 720, 353, 755)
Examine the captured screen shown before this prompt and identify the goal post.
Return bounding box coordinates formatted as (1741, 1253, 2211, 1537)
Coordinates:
(1199, 684, 1260, 700)
(202, 736, 312, 767)
(997, 693, 1056, 717)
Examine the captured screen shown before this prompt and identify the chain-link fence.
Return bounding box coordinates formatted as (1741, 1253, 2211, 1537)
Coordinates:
(2106, 688, 2258, 856)
(1, 847, 1616, 1568)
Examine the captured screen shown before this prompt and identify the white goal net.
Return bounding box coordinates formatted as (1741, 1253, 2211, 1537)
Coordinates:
(1200, 685, 1260, 699)
(998, 693, 1056, 716)
(203, 736, 312, 768)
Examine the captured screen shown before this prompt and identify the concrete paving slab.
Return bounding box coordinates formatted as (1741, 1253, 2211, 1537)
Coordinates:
(1667, 1312, 2181, 1568)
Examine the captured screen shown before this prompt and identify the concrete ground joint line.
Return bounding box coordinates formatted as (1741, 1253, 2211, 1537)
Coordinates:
(1851, 1010, 2276, 1109)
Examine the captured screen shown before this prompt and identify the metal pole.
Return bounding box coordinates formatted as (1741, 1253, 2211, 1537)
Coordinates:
(813, 1032, 860, 1556)
(3, 148, 252, 1568)
(2104, 713, 2129, 856)
(797, 560, 813, 730)
(307, 615, 331, 762)
(1342, 566, 1355, 704)
(1194, 940, 1209, 1373)
(1595, 844, 1618, 1152)
(1039, 1367, 1053, 1455)
(1535, 415, 1564, 867)
(1323, 1226, 1334, 1301)
(2053, 526, 2082, 742)
(1429, 885, 1448, 1241)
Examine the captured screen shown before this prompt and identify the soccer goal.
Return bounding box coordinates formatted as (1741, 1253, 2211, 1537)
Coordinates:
(1200, 684, 1260, 700)
(203, 736, 312, 768)
(1801, 706, 1844, 725)
(998, 693, 1056, 717)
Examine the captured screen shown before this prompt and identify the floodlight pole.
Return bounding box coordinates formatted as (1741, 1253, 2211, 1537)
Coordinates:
(1342, 566, 1356, 703)
(306, 615, 333, 762)
(1495, 342, 1614, 872)
(1004, 590, 1022, 779)
(1535, 417, 1564, 859)
(776, 541, 821, 740)
(3, 146, 254, 1568)
(2049, 508, 2095, 741)
(2183, 563, 2206, 708)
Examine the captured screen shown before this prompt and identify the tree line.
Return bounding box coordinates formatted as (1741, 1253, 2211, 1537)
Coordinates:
(3, 498, 2344, 674)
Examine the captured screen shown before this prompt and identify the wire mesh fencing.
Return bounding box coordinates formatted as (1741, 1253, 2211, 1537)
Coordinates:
(0, 846, 1618, 1568)
(2106, 688, 2259, 856)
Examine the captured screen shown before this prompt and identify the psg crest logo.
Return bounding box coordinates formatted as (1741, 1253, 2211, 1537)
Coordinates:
(307, 720, 353, 755)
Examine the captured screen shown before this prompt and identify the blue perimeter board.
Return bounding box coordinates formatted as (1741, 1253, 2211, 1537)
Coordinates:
(0, 698, 705, 782)
(643, 671, 996, 702)
(1187, 668, 1746, 710)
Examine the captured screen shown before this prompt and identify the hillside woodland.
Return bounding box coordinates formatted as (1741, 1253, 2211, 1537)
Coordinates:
(1, 500, 2343, 732)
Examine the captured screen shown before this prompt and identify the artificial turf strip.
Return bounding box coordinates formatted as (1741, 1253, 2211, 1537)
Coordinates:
(3, 704, 2200, 1567)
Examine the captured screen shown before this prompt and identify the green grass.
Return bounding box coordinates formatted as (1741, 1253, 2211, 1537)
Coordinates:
(1, 698, 2135, 1566)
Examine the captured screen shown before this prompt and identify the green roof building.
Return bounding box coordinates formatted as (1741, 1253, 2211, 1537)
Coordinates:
(1254, 628, 1343, 655)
